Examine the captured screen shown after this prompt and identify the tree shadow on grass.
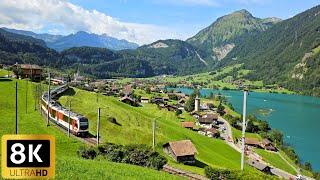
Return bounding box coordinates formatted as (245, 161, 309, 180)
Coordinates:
(186, 159, 208, 168)
(0, 78, 12, 82)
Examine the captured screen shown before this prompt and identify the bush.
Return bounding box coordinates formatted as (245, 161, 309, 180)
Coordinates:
(77, 146, 97, 159)
(205, 166, 234, 180)
(87, 143, 167, 170)
(175, 109, 182, 116)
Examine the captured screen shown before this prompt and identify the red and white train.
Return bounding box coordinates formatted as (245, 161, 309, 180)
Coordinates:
(41, 84, 89, 137)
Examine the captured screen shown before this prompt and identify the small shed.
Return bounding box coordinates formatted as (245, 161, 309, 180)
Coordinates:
(247, 159, 271, 174)
(163, 140, 197, 164)
(198, 113, 218, 124)
(245, 138, 261, 148)
(120, 96, 138, 106)
(140, 97, 150, 103)
(181, 122, 195, 129)
(206, 128, 219, 138)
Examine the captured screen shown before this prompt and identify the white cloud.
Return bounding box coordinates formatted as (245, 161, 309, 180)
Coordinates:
(0, 0, 183, 45)
(233, 0, 270, 5)
(155, 0, 220, 7)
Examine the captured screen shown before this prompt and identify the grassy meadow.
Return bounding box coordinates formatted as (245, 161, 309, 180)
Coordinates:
(58, 87, 276, 179)
(0, 79, 182, 180)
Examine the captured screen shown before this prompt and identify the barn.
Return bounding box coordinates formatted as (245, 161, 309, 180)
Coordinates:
(163, 140, 197, 164)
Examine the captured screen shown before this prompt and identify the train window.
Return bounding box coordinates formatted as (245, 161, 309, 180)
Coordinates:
(63, 115, 69, 122)
(79, 122, 88, 130)
(52, 109, 56, 118)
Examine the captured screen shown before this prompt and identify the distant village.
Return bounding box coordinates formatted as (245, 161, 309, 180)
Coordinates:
(3, 63, 291, 177)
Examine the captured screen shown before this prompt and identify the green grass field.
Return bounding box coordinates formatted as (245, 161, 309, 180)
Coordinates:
(58, 87, 276, 179)
(0, 69, 12, 77)
(254, 149, 297, 175)
(0, 79, 182, 179)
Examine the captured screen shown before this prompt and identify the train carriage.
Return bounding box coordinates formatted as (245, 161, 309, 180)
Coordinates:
(41, 84, 89, 137)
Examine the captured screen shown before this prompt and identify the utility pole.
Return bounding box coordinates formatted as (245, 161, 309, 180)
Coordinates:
(15, 81, 18, 134)
(152, 119, 156, 151)
(47, 72, 51, 126)
(97, 107, 101, 146)
(241, 89, 248, 171)
(34, 84, 37, 111)
(25, 79, 28, 114)
(68, 99, 71, 137)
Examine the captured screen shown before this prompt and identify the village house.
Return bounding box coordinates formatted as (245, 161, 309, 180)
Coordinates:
(197, 113, 219, 128)
(13, 64, 42, 80)
(245, 138, 261, 148)
(140, 97, 150, 103)
(197, 127, 219, 138)
(247, 159, 272, 174)
(178, 98, 187, 105)
(165, 104, 178, 111)
(261, 139, 277, 152)
(163, 140, 197, 164)
(122, 85, 133, 96)
(151, 97, 165, 104)
(119, 96, 139, 107)
(163, 96, 169, 101)
(205, 128, 219, 138)
(181, 122, 195, 130)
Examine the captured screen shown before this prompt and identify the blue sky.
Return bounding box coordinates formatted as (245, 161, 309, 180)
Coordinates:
(0, 0, 319, 44)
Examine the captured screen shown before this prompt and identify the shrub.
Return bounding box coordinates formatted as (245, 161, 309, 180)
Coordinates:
(89, 143, 167, 170)
(77, 146, 97, 159)
(205, 166, 234, 180)
(175, 109, 182, 116)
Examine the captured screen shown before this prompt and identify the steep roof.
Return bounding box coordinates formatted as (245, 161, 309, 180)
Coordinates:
(166, 140, 197, 157)
(181, 122, 195, 128)
(247, 159, 269, 171)
(245, 138, 261, 145)
(19, 64, 42, 70)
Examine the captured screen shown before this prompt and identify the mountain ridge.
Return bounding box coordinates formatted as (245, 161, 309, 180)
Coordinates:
(2, 28, 139, 51)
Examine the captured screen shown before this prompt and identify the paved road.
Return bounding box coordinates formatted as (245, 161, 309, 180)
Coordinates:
(218, 116, 307, 180)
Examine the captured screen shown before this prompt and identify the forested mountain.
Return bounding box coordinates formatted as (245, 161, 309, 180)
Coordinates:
(3, 28, 139, 51)
(47, 31, 139, 51)
(2, 27, 62, 43)
(1, 6, 320, 95)
(58, 40, 209, 78)
(220, 5, 320, 96)
(0, 29, 57, 65)
(187, 9, 281, 61)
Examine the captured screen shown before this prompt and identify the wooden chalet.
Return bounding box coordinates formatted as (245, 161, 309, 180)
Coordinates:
(198, 113, 218, 124)
(13, 64, 42, 80)
(245, 138, 261, 148)
(163, 140, 197, 164)
(119, 96, 138, 106)
(261, 139, 277, 152)
(247, 159, 271, 174)
(181, 122, 195, 129)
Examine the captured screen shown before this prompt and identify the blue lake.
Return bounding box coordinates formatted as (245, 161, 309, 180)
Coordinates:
(171, 88, 320, 170)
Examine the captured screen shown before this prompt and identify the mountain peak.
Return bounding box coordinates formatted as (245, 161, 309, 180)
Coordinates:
(232, 9, 252, 16)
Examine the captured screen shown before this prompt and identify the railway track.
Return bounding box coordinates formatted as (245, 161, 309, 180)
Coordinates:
(163, 165, 208, 180)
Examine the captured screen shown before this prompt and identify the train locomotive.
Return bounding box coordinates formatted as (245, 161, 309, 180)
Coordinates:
(41, 84, 89, 137)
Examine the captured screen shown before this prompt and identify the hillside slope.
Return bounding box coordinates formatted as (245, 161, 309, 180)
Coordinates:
(0, 79, 181, 179)
(0, 29, 58, 65)
(58, 87, 275, 179)
(221, 5, 320, 96)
